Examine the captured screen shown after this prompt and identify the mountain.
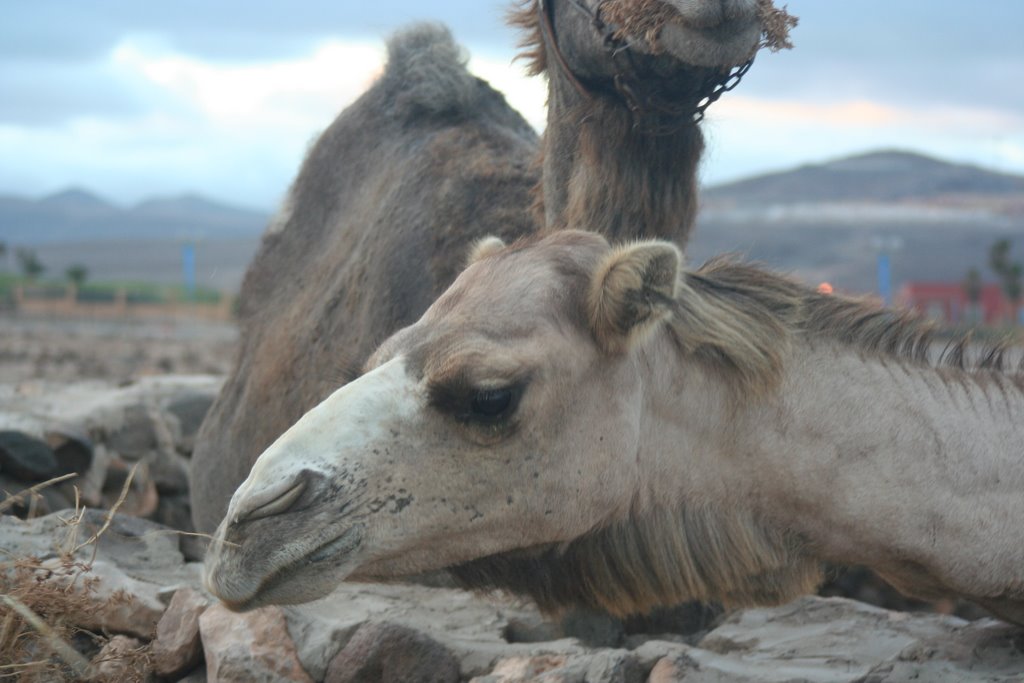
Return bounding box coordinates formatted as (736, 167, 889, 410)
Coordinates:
(3, 151, 1022, 294)
(703, 150, 1024, 207)
(690, 150, 1024, 295)
(0, 188, 270, 245)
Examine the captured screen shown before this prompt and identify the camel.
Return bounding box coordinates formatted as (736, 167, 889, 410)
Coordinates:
(204, 230, 1024, 626)
(190, 1, 795, 534)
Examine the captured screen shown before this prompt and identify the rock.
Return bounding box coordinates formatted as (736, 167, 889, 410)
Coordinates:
(0, 473, 70, 517)
(628, 639, 694, 672)
(325, 621, 460, 683)
(152, 587, 210, 677)
(150, 449, 191, 495)
(166, 392, 215, 454)
(472, 651, 642, 683)
(643, 596, 1024, 683)
(37, 557, 167, 639)
(199, 603, 313, 683)
(86, 635, 153, 683)
(153, 492, 195, 536)
(646, 654, 695, 683)
(471, 655, 576, 683)
(45, 426, 94, 477)
(0, 430, 58, 481)
(102, 457, 159, 518)
(0, 509, 202, 596)
(107, 404, 158, 460)
(64, 442, 111, 507)
(282, 581, 583, 681)
(582, 650, 643, 683)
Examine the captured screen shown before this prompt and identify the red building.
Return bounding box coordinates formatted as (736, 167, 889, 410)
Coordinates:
(895, 282, 1016, 325)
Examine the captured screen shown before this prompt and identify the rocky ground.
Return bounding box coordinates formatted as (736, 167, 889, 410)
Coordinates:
(1, 314, 1022, 682)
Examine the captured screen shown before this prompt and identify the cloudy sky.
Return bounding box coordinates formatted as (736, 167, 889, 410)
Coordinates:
(2, 1, 1023, 211)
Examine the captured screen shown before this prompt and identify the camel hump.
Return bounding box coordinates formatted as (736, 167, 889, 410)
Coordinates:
(381, 23, 479, 117)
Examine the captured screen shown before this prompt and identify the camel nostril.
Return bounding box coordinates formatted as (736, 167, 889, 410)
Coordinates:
(234, 477, 307, 523)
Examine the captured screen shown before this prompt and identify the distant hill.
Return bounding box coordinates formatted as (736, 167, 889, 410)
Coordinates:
(691, 150, 1024, 295)
(703, 150, 1024, 206)
(0, 187, 270, 245)
(3, 151, 1022, 295)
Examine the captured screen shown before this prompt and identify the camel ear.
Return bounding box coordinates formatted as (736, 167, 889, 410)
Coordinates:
(588, 241, 682, 353)
(465, 236, 506, 267)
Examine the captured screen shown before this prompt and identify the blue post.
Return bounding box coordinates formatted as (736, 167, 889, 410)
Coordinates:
(181, 243, 196, 301)
(877, 252, 892, 306)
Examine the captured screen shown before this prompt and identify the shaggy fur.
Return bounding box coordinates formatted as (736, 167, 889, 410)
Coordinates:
(672, 256, 1024, 398)
(190, 25, 541, 532)
(450, 503, 820, 616)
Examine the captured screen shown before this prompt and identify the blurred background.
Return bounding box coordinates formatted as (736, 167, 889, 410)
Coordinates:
(1, 0, 1022, 358)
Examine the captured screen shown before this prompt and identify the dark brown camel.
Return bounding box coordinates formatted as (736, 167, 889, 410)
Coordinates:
(191, 2, 795, 534)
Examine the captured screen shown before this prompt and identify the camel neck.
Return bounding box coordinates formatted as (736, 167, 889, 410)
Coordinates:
(637, 339, 1024, 609)
(540, 72, 704, 246)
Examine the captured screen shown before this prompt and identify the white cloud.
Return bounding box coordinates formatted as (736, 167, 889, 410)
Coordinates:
(112, 36, 386, 132)
(700, 93, 1024, 185)
(3, 32, 1023, 209)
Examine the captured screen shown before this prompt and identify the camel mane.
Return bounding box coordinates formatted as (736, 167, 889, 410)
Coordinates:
(672, 256, 1024, 398)
(450, 502, 821, 616)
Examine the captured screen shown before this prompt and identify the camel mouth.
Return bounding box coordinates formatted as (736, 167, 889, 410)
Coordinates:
(597, 0, 764, 68)
(210, 523, 366, 612)
(655, 17, 762, 68)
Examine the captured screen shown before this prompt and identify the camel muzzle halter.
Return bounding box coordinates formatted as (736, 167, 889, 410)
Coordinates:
(537, 0, 754, 133)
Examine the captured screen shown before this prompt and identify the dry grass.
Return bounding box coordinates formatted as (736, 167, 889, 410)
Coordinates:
(0, 468, 153, 682)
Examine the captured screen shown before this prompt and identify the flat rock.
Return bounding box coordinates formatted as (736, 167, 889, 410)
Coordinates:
(472, 650, 642, 683)
(0, 509, 203, 593)
(152, 587, 210, 677)
(645, 596, 1024, 682)
(200, 603, 313, 683)
(283, 582, 583, 681)
(29, 556, 166, 639)
(324, 620, 460, 683)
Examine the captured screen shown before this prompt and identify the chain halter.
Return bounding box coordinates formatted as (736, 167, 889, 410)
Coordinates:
(538, 0, 755, 134)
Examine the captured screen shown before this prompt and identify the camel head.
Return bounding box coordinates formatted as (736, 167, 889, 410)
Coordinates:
(518, 0, 796, 82)
(204, 231, 688, 611)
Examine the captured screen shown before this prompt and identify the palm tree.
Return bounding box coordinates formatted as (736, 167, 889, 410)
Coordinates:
(65, 264, 88, 288)
(15, 248, 44, 281)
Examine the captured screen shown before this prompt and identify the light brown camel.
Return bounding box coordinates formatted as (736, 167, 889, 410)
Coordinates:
(205, 230, 1024, 626)
(190, 2, 795, 534)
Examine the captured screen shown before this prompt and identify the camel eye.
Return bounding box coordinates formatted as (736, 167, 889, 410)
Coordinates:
(470, 388, 513, 418)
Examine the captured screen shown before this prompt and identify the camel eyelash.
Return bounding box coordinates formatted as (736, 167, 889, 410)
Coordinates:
(427, 376, 528, 425)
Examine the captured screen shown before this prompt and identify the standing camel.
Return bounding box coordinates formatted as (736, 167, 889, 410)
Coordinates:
(205, 231, 1024, 626)
(190, 1, 795, 534)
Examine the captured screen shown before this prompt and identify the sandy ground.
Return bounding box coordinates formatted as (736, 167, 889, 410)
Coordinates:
(0, 313, 238, 384)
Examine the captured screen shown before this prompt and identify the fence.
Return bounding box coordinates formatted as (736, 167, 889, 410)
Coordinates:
(8, 284, 234, 322)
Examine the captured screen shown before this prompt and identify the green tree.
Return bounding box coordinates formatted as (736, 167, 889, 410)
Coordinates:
(15, 248, 44, 281)
(65, 264, 88, 287)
